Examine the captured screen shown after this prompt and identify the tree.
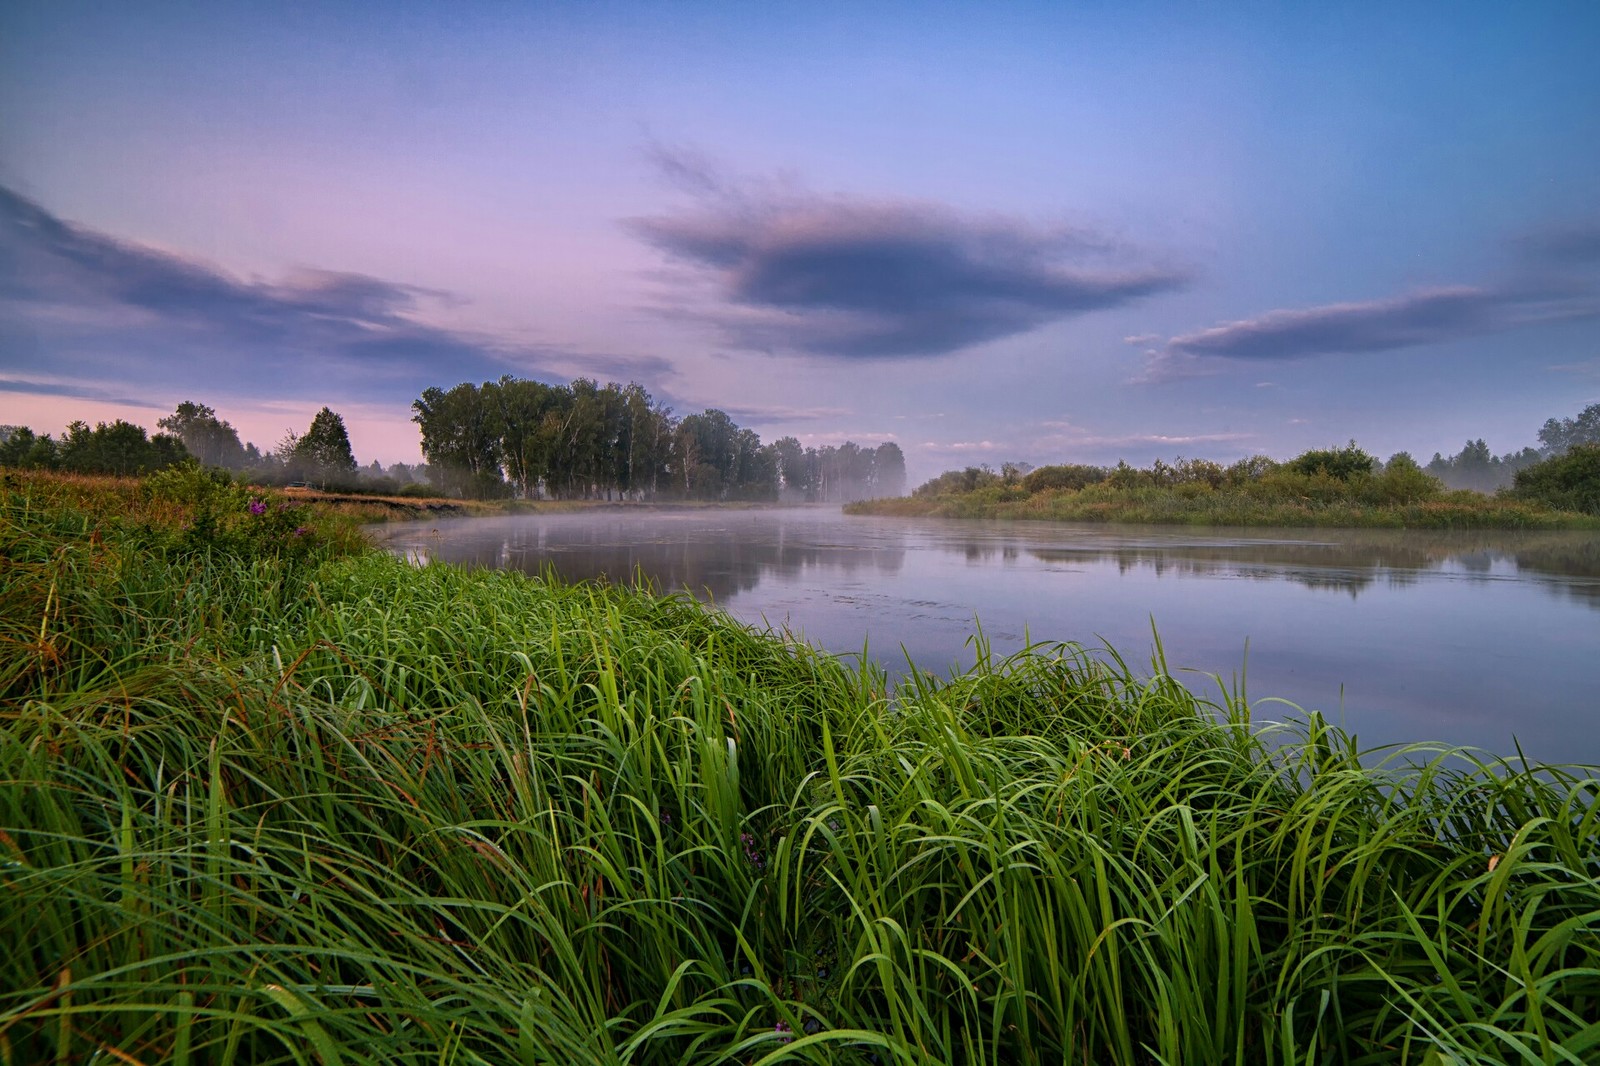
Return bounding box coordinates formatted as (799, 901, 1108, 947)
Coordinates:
(55, 420, 187, 476)
(158, 401, 247, 468)
(0, 427, 63, 469)
(1538, 403, 1600, 456)
(772, 436, 809, 499)
(295, 407, 358, 488)
(413, 384, 503, 498)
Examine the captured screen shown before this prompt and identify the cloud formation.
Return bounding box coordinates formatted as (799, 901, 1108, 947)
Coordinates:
(0, 185, 667, 407)
(627, 162, 1189, 358)
(1517, 223, 1600, 269)
(0, 376, 165, 409)
(1167, 287, 1503, 361)
(1141, 261, 1600, 382)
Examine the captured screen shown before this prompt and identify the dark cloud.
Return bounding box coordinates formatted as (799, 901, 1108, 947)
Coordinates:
(1517, 224, 1600, 269)
(627, 195, 1189, 358)
(1167, 287, 1504, 361)
(1150, 278, 1600, 380)
(1139, 218, 1600, 381)
(0, 185, 668, 406)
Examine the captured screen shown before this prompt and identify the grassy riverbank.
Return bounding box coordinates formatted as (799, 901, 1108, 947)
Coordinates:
(852, 446, 1600, 529)
(848, 481, 1600, 529)
(3, 470, 1598, 1064)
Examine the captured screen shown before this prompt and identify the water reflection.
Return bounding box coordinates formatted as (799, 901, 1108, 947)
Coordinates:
(380, 510, 906, 603)
(1024, 528, 1600, 603)
(374, 512, 1600, 610)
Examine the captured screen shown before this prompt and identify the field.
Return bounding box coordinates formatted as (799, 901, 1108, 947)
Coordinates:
(2, 470, 1597, 1064)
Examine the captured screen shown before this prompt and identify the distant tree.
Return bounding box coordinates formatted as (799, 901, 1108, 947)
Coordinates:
(294, 407, 358, 488)
(158, 401, 246, 468)
(772, 436, 809, 499)
(55, 419, 186, 476)
(1538, 403, 1600, 456)
(872, 442, 907, 497)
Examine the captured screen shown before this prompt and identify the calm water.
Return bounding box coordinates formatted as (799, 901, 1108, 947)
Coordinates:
(370, 508, 1600, 764)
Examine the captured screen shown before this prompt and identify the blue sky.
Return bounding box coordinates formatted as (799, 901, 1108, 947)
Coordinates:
(3, 1, 1598, 484)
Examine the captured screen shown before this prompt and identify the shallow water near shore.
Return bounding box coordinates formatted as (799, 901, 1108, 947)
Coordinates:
(371, 507, 1600, 763)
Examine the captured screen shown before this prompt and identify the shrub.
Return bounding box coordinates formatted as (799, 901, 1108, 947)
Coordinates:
(1512, 443, 1600, 514)
(1286, 441, 1375, 481)
(1022, 463, 1106, 493)
(1361, 452, 1443, 506)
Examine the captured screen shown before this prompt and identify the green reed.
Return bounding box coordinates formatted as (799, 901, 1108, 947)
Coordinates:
(2, 471, 1596, 1063)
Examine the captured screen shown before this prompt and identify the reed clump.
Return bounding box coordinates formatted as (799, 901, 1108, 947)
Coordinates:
(2, 470, 1597, 1064)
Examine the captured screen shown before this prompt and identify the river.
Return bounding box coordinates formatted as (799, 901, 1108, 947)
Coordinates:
(369, 508, 1600, 765)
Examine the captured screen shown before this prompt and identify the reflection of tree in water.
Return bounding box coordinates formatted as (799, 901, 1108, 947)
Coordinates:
(1028, 529, 1600, 606)
(1513, 537, 1600, 607)
(382, 514, 906, 603)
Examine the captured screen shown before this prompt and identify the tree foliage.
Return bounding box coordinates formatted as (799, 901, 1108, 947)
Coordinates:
(1512, 444, 1600, 515)
(1537, 402, 1600, 455)
(288, 407, 358, 488)
(411, 376, 903, 502)
(0, 420, 188, 476)
(1286, 441, 1374, 481)
(157, 401, 247, 468)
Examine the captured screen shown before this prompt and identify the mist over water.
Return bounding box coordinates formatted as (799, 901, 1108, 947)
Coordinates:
(372, 509, 1600, 764)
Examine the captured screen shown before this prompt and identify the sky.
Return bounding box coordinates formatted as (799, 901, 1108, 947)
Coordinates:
(3, 1, 1598, 485)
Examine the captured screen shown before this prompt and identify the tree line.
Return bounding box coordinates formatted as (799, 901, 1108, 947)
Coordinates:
(907, 403, 1600, 515)
(411, 376, 906, 502)
(0, 403, 386, 490)
(1424, 405, 1600, 492)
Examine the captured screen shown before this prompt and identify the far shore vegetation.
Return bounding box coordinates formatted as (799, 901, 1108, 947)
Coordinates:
(1, 380, 909, 505)
(2, 466, 1596, 1063)
(5, 400, 1599, 528)
(849, 404, 1600, 529)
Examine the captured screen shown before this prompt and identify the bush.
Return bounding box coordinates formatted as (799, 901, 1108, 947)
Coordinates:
(1022, 463, 1106, 494)
(1361, 453, 1442, 506)
(1512, 444, 1600, 514)
(1286, 441, 1375, 481)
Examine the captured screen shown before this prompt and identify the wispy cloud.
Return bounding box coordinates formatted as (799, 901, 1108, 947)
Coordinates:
(0, 375, 166, 409)
(1137, 223, 1600, 382)
(714, 402, 854, 423)
(1167, 286, 1506, 362)
(626, 152, 1190, 359)
(0, 185, 669, 407)
(921, 440, 1000, 454)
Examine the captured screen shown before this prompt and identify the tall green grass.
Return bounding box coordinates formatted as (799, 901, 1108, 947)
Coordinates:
(3, 471, 1597, 1063)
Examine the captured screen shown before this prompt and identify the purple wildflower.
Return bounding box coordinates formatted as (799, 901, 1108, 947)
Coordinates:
(247, 498, 267, 516)
(773, 1021, 793, 1043)
(740, 832, 765, 871)
(293, 526, 310, 537)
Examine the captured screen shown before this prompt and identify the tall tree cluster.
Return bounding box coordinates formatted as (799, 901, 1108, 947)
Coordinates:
(412, 376, 906, 502)
(0, 420, 187, 476)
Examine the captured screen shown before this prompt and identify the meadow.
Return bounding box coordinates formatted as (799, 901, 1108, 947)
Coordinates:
(2, 469, 1597, 1064)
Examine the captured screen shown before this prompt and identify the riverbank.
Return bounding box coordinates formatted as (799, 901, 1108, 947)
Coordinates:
(279, 483, 815, 524)
(848, 482, 1600, 529)
(4, 469, 1597, 1064)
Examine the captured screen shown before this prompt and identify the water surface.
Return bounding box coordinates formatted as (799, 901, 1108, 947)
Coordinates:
(371, 508, 1600, 764)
